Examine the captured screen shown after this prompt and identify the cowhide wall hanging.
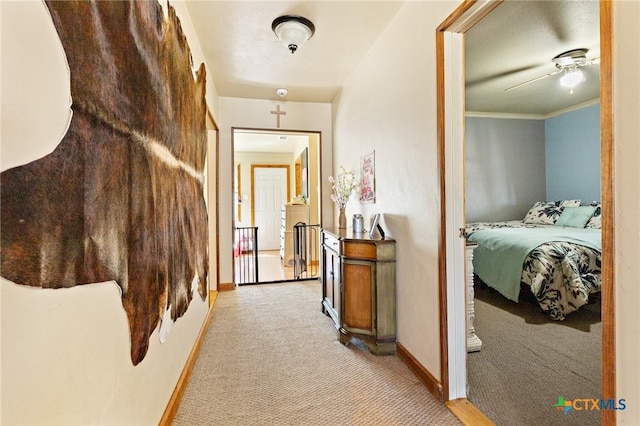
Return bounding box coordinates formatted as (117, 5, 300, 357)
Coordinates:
(0, 0, 208, 365)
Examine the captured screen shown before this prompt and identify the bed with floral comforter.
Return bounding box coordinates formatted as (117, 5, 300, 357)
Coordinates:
(462, 220, 601, 320)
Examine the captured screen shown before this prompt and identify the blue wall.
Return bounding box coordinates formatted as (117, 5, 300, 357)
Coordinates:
(545, 103, 601, 203)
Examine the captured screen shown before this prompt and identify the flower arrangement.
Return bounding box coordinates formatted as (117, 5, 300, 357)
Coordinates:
(328, 167, 358, 209)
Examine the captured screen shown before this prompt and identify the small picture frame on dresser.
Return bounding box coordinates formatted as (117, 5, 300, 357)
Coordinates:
(369, 213, 385, 239)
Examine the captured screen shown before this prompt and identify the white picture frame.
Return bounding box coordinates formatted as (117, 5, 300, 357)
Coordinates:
(369, 213, 381, 239)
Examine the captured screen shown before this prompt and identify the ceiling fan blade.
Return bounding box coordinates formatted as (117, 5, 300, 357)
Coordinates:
(466, 64, 541, 88)
(505, 70, 561, 91)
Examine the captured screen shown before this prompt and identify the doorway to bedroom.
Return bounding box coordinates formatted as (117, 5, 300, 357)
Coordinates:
(438, 1, 614, 424)
(462, 2, 603, 424)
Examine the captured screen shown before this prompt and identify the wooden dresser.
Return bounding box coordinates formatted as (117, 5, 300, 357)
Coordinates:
(321, 228, 396, 355)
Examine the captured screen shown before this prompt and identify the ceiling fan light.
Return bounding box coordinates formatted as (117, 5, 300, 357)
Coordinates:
(272, 15, 315, 54)
(560, 68, 584, 88)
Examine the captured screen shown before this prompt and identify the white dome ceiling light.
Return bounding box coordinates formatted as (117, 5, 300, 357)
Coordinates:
(272, 15, 315, 54)
(560, 67, 584, 89)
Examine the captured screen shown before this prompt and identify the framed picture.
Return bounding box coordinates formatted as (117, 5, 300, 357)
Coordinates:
(360, 151, 375, 203)
(369, 213, 382, 239)
(295, 148, 309, 200)
(301, 147, 309, 199)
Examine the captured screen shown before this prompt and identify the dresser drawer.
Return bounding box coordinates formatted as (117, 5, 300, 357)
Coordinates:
(323, 232, 340, 253)
(344, 241, 376, 260)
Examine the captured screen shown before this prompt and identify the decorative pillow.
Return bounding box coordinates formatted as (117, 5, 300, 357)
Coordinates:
(585, 202, 602, 229)
(523, 200, 581, 225)
(555, 206, 597, 228)
(562, 199, 581, 208)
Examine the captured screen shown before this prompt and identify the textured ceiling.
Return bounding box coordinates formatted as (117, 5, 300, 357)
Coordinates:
(465, 1, 600, 115)
(186, 1, 404, 103)
(186, 0, 600, 117)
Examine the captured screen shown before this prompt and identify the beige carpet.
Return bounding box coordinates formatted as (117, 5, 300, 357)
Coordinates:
(467, 283, 602, 426)
(173, 281, 461, 425)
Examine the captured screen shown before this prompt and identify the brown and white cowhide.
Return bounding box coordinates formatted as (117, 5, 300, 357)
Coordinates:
(0, 1, 208, 365)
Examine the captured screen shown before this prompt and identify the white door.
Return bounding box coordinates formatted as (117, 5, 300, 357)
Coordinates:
(254, 167, 287, 250)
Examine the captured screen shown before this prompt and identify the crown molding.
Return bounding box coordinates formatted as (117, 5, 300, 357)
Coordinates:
(466, 98, 600, 120)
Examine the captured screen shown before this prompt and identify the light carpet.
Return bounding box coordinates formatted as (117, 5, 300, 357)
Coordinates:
(467, 283, 602, 426)
(172, 281, 461, 426)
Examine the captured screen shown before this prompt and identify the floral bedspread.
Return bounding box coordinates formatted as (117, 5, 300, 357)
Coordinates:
(464, 222, 601, 320)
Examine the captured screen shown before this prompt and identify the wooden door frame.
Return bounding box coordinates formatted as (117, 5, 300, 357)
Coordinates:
(436, 2, 615, 424)
(230, 127, 324, 289)
(236, 163, 242, 223)
(250, 164, 291, 227)
(205, 108, 220, 296)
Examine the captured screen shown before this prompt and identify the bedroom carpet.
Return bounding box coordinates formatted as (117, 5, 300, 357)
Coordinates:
(467, 282, 602, 426)
(172, 281, 461, 426)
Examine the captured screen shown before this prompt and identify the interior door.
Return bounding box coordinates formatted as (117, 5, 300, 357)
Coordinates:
(253, 167, 287, 250)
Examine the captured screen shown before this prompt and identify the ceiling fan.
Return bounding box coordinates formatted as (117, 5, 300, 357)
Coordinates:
(505, 48, 600, 92)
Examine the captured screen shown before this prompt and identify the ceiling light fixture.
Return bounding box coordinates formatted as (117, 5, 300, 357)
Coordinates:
(276, 88, 288, 97)
(560, 67, 584, 89)
(272, 15, 315, 54)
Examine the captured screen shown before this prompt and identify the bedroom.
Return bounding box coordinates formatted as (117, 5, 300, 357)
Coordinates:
(462, 1, 602, 425)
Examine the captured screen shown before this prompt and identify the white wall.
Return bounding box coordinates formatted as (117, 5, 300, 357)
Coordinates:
(614, 1, 640, 424)
(217, 98, 332, 285)
(332, 1, 458, 381)
(0, 1, 217, 424)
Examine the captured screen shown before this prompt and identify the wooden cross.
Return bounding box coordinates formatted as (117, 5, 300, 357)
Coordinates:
(270, 105, 287, 128)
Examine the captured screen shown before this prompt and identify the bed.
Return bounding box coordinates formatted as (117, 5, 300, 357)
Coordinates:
(462, 200, 602, 321)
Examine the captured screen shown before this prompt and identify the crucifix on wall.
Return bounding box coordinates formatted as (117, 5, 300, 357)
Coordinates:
(270, 105, 286, 128)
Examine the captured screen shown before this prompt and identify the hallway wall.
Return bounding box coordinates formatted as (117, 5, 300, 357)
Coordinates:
(0, 2, 217, 424)
(331, 1, 456, 380)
